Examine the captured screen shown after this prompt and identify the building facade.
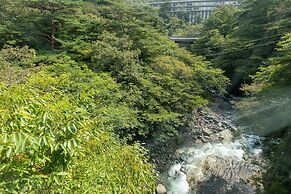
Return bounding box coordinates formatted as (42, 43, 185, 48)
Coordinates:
(149, 0, 240, 23)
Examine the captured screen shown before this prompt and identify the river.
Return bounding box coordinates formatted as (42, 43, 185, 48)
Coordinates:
(150, 98, 268, 194)
(160, 134, 265, 194)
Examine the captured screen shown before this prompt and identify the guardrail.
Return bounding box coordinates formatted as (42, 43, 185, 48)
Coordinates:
(170, 37, 198, 44)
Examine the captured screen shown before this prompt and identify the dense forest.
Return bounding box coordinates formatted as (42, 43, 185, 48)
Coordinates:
(0, 0, 227, 193)
(0, 0, 290, 193)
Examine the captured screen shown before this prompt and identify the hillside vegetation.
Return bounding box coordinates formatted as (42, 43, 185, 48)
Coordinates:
(0, 0, 228, 192)
(187, 0, 291, 193)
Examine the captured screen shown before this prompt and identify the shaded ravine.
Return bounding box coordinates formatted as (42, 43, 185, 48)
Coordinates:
(147, 97, 267, 194)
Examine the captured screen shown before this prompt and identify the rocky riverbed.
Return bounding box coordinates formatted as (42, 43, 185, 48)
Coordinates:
(145, 98, 267, 194)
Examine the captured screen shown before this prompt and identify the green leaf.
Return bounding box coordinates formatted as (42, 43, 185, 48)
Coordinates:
(3, 133, 8, 144)
(55, 172, 69, 176)
(43, 136, 48, 146)
(67, 140, 72, 151)
(6, 147, 13, 158)
(15, 133, 24, 153)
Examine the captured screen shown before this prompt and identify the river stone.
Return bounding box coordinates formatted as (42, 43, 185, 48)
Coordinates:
(198, 176, 256, 194)
(156, 183, 167, 194)
(217, 130, 233, 143)
(176, 148, 185, 155)
(201, 137, 208, 143)
(202, 128, 212, 136)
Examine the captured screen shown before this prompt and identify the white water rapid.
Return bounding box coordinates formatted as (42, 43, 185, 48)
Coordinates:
(162, 134, 264, 194)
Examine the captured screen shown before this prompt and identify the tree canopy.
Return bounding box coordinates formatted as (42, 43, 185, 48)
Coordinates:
(0, 0, 228, 192)
(191, 0, 291, 93)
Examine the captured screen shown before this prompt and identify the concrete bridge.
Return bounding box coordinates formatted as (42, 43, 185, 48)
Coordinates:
(170, 37, 198, 44)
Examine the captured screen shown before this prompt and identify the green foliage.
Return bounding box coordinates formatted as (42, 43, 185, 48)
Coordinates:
(0, 62, 155, 193)
(158, 2, 171, 21)
(0, 0, 230, 192)
(71, 142, 156, 193)
(83, 32, 227, 138)
(0, 0, 228, 139)
(190, 2, 291, 192)
(32, 0, 226, 139)
(191, 0, 291, 92)
(242, 33, 291, 92)
(235, 34, 291, 194)
(165, 17, 187, 36)
(264, 176, 291, 194)
(204, 6, 239, 38)
(0, 45, 38, 85)
(174, 24, 203, 38)
(192, 29, 227, 57)
(0, 45, 36, 67)
(235, 87, 291, 194)
(191, 6, 239, 56)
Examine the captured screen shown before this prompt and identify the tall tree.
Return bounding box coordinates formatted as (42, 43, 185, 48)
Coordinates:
(24, 0, 79, 49)
(191, 0, 291, 93)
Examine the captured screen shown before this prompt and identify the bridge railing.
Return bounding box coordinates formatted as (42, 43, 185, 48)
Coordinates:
(169, 37, 198, 44)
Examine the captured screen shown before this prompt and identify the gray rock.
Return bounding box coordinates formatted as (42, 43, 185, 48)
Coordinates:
(202, 127, 212, 136)
(201, 137, 208, 143)
(156, 183, 167, 194)
(210, 134, 219, 142)
(176, 149, 185, 155)
(217, 130, 233, 143)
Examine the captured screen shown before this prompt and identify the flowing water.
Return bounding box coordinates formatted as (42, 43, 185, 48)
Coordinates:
(160, 134, 265, 194)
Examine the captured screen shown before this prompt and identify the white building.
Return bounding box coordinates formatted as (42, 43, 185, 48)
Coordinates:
(149, 0, 240, 23)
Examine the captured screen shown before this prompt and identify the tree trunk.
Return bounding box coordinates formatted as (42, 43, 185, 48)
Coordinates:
(51, 20, 57, 49)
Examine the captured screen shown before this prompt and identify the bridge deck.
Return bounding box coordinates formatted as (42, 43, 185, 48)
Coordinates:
(170, 37, 198, 44)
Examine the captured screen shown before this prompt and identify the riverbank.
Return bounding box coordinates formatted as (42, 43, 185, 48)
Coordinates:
(146, 97, 267, 194)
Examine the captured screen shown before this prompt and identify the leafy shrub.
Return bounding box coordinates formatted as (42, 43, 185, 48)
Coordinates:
(66, 29, 228, 139)
(240, 33, 291, 94)
(0, 63, 156, 193)
(0, 45, 36, 67)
